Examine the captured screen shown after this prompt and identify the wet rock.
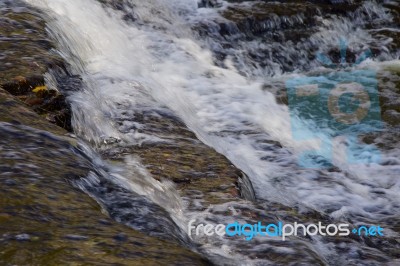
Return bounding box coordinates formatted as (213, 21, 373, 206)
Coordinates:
(1, 75, 44, 95)
(0, 115, 209, 265)
(360, 65, 400, 151)
(1, 75, 73, 133)
(0, 87, 65, 135)
(0, 2, 73, 132)
(192, 0, 398, 76)
(0, 5, 64, 83)
(198, 0, 223, 8)
(0, 2, 209, 265)
(77, 171, 193, 245)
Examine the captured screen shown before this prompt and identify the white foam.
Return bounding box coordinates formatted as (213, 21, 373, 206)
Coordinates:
(23, 0, 399, 263)
(24, 0, 400, 219)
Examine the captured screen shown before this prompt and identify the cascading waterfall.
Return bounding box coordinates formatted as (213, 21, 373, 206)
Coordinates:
(23, 0, 399, 264)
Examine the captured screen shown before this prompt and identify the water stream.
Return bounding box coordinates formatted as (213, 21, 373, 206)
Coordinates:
(15, 0, 400, 265)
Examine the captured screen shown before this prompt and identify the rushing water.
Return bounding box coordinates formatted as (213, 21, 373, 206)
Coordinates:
(17, 0, 400, 265)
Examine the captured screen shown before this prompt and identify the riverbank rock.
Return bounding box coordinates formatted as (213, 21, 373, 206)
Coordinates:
(0, 2, 209, 265)
(0, 1, 72, 131)
(0, 120, 208, 265)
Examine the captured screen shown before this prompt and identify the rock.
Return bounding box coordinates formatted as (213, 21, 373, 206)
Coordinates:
(0, 2, 209, 265)
(0, 102, 209, 265)
(198, 0, 223, 8)
(0, 4, 73, 132)
(0, 87, 65, 135)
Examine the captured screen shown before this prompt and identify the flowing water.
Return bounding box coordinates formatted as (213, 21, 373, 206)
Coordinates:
(5, 0, 400, 265)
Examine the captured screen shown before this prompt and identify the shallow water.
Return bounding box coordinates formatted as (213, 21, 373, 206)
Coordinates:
(2, 0, 400, 265)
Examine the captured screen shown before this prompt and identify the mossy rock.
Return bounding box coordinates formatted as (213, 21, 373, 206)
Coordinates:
(0, 4, 64, 83)
(0, 87, 66, 135)
(103, 109, 243, 208)
(0, 2, 72, 131)
(0, 88, 208, 265)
